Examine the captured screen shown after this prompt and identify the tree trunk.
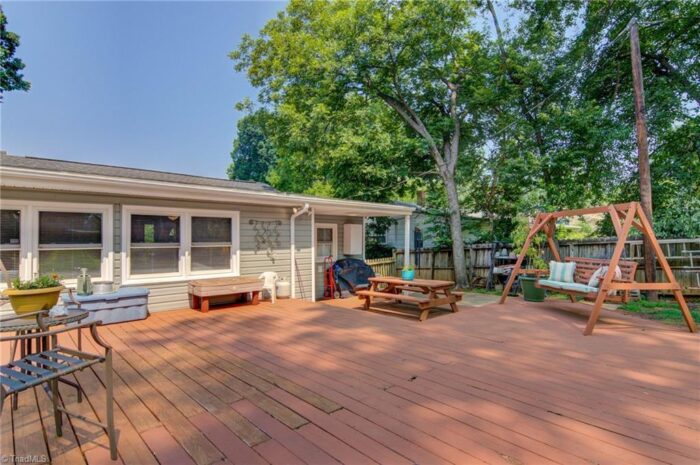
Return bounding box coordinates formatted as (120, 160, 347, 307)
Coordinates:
(442, 171, 468, 288)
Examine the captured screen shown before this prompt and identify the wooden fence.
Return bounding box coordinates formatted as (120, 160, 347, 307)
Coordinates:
(368, 238, 700, 294)
(364, 257, 396, 278)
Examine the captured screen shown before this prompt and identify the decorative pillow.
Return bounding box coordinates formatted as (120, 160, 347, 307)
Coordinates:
(588, 265, 622, 288)
(548, 261, 576, 283)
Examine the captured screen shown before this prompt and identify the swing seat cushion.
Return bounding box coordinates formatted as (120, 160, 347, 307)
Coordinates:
(537, 279, 598, 294)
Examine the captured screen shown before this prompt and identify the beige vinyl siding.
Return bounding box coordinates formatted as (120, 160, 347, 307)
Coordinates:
(1, 188, 304, 312)
(314, 215, 363, 298)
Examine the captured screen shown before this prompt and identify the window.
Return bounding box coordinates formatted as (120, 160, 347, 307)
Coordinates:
(0, 202, 112, 285)
(122, 206, 239, 283)
(315, 224, 337, 261)
(0, 209, 21, 280)
(38, 211, 103, 278)
(191, 216, 232, 272)
(130, 214, 181, 275)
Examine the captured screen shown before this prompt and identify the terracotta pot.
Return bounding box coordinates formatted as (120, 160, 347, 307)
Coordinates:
(2, 286, 64, 316)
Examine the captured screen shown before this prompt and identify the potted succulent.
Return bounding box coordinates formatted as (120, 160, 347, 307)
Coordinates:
(401, 264, 415, 281)
(511, 216, 547, 302)
(2, 274, 64, 316)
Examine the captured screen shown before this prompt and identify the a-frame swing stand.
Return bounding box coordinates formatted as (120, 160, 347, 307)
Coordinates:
(499, 202, 697, 335)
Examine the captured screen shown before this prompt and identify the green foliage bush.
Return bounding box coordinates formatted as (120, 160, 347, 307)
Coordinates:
(11, 274, 62, 290)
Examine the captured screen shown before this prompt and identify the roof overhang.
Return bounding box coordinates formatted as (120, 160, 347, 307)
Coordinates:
(0, 166, 413, 217)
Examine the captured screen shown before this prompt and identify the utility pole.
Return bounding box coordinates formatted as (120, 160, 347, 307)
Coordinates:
(629, 18, 657, 299)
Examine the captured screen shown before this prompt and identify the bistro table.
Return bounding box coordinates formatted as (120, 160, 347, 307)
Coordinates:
(0, 309, 89, 408)
(356, 277, 462, 321)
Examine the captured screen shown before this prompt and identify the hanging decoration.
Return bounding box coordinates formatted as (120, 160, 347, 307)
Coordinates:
(249, 219, 282, 262)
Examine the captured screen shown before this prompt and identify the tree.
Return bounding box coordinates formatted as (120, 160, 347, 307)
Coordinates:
(0, 5, 30, 99)
(228, 107, 277, 183)
(233, 0, 493, 287)
(574, 0, 700, 239)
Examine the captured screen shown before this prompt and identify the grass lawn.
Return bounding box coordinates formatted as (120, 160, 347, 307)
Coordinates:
(618, 299, 700, 326)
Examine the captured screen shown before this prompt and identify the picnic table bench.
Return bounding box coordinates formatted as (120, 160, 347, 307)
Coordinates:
(356, 277, 461, 321)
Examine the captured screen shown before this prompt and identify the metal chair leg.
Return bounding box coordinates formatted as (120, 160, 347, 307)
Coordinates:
(105, 350, 117, 460)
(50, 379, 63, 436)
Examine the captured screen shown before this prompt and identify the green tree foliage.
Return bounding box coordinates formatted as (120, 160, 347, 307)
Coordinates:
(266, 95, 429, 201)
(231, 0, 699, 256)
(227, 107, 277, 183)
(232, 0, 495, 286)
(0, 5, 30, 99)
(571, 0, 700, 238)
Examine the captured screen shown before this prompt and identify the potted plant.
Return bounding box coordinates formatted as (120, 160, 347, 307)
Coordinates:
(2, 274, 64, 316)
(511, 216, 547, 302)
(401, 264, 415, 281)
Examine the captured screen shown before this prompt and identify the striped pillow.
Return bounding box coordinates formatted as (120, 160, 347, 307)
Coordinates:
(548, 261, 576, 283)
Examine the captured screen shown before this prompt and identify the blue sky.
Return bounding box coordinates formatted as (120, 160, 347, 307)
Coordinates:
(1, 1, 285, 178)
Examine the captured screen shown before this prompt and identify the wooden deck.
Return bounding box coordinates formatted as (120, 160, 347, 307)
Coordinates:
(2, 296, 699, 464)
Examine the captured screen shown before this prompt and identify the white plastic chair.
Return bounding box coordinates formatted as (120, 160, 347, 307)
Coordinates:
(258, 272, 278, 303)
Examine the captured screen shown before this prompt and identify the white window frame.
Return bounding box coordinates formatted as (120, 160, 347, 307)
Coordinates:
(0, 200, 113, 288)
(121, 205, 240, 285)
(315, 223, 337, 263)
(0, 203, 30, 289)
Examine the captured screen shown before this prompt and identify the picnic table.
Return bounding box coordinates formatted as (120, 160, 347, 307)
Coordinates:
(356, 277, 462, 321)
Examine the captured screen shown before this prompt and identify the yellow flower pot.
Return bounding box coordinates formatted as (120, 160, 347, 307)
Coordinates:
(2, 286, 64, 316)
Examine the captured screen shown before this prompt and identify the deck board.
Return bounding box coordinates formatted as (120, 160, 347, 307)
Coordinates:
(2, 297, 699, 465)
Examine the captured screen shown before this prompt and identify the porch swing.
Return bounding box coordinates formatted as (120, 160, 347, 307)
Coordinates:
(499, 202, 697, 335)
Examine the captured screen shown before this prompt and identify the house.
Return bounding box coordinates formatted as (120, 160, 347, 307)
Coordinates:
(0, 153, 413, 311)
(376, 202, 489, 250)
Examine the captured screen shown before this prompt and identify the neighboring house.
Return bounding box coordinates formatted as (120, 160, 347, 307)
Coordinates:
(376, 202, 489, 250)
(0, 153, 413, 311)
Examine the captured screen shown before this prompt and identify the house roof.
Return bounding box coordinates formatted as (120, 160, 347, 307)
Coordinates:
(0, 152, 276, 192)
(0, 152, 413, 217)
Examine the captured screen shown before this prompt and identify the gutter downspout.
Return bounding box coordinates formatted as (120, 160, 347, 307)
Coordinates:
(290, 203, 311, 298)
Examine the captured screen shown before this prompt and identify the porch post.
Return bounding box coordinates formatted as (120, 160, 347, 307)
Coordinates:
(362, 216, 367, 261)
(404, 214, 411, 268)
(311, 208, 316, 302)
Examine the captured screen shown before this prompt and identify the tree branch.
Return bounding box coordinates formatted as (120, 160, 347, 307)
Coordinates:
(375, 90, 447, 169)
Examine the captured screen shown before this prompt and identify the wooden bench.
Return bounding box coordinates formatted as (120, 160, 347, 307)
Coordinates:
(188, 276, 264, 313)
(534, 257, 638, 303)
(355, 290, 431, 306)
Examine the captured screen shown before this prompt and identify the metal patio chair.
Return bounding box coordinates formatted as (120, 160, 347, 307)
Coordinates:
(0, 311, 117, 460)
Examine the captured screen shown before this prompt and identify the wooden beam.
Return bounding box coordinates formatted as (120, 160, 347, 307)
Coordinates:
(547, 203, 634, 219)
(528, 213, 553, 238)
(499, 214, 548, 304)
(615, 206, 645, 233)
(584, 203, 636, 335)
(635, 206, 697, 332)
(607, 282, 681, 291)
(607, 205, 623, 237)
